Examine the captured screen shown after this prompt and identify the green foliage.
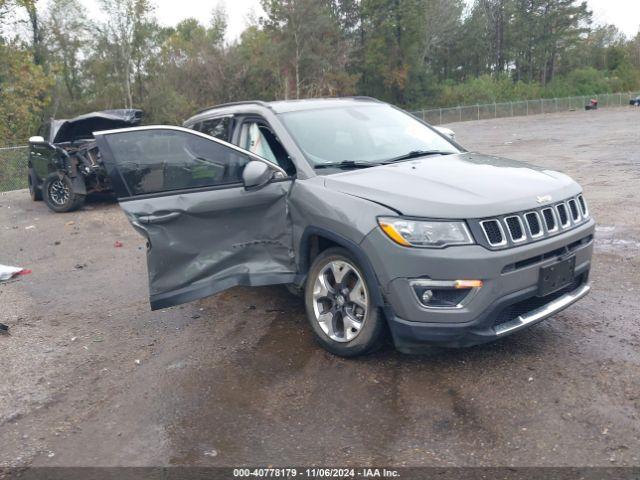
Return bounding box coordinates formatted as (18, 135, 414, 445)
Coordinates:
(260, 0, 358, 98)
(544, 68, 614, 97)
(0, 43, 53, 144)
(437, 75, 539, 106)
(1, 0, 640, 144)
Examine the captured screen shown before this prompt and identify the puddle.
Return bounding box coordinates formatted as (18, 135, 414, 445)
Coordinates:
(594, 224, 640, 253)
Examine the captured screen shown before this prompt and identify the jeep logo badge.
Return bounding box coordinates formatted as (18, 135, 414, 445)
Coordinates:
(536, 195, 552, 204)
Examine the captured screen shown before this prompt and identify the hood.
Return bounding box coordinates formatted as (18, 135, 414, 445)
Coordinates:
(51, 109, 143, 143)
(323, 152, 581, 218)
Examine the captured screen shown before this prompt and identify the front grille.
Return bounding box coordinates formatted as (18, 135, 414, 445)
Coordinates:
(542, 208, 557, 232)
(473, 194, 589, 249)
(505, 216, 525, 241)
(568, 199, 580, 221)
(525, 212, 542, 237)
(481, 220, 505, 246)
(556, 203, 569, 227)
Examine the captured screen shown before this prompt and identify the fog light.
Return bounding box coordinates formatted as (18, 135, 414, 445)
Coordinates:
(421, 289, 434, 304)
(411, 279, 482, 308)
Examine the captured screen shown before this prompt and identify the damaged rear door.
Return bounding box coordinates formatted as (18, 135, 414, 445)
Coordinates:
(94, 126, 296, 310)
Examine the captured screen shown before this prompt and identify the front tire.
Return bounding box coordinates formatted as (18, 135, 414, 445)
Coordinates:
(42, 173, 85, 213)
(304, 247, 385, 357)
(28, 168, 42, 201)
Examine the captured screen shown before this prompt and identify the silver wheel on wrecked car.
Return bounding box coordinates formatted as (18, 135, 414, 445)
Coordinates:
(305, 247, 385, 356)
(312, 259, 368, 342)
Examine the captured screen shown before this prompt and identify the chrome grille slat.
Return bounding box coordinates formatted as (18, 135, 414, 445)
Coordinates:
(567, 199, 580, 222)
(524, 211, 543, 238)
(542, 207, 557, 233)
(556, 203, 570, 228)
(577, 195, 588, 217)
(480, 219, 507, 247)
(504, 215, 526, 242)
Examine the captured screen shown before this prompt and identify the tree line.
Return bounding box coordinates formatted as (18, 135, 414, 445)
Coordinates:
(1, 0, 639, 144)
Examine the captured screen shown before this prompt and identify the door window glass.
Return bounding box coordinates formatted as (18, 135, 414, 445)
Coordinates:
(240, 122, 296, 175)
(106, 129, 250, 195)
(197, 117, 232, 141)
(243, 123, 277, 162)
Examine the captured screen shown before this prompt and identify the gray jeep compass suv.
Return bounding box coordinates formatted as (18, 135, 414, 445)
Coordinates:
(93, 97, 594, 356)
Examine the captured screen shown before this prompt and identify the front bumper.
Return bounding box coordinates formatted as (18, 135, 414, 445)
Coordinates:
(385, 276, 590, 352)
(360, 218, 595, 351)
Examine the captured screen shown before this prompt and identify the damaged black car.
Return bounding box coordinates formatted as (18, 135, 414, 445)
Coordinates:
(28, 109, 143, 212)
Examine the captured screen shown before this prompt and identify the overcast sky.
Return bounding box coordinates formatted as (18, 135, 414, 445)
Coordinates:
(40, 0, 640, 40)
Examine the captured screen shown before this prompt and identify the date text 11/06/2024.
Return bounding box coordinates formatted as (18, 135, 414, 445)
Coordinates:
(232, 468, 400, 478)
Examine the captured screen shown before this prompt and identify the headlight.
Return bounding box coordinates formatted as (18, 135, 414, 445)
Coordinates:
(378, 217, 474, 248)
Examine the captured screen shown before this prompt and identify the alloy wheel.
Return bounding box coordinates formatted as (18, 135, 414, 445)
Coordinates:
(311, 259, 368, 342)
(48, 178, 70, 206)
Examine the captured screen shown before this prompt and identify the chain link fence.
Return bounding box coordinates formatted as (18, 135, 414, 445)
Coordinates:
(411, 91, 639, 125)
(0, 146, 28, 193)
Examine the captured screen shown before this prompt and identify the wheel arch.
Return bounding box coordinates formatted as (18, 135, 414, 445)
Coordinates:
(298, 226, 385, 307)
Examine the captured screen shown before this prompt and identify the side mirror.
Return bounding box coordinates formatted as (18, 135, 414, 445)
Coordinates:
(29, 136, 46, 144)
(243, 160, 273, 190)
(434, 126, 456, 141)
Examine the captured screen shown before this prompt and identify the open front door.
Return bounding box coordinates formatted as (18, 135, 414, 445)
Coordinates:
(94, 126, 296, 310)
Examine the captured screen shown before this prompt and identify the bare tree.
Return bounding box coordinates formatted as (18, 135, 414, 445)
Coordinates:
(46, 0, 87, 102)
(15, 0, 45, 66)
(479, 0, 507, 72)
(422, 0, 464, 76)
(97, 0, 154, 108)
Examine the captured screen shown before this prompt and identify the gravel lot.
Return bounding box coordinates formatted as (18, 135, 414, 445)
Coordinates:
(1, 107, 639, 468)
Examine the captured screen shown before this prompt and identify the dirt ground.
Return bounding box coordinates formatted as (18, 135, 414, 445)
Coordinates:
(1, 107, 639, 468)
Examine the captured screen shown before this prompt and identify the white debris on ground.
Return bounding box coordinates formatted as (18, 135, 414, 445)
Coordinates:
(0, 264, 24, 282)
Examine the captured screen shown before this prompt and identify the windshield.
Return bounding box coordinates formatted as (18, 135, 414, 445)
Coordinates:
(279, 104, 461, 166)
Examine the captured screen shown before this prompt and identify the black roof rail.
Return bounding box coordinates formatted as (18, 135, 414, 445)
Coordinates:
(195, 100, 271, 115)
(194, 96, 381, 116)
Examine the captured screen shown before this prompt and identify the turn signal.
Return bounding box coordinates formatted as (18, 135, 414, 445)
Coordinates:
(378, 221, 411, 246)
(454, 280, 483, 289)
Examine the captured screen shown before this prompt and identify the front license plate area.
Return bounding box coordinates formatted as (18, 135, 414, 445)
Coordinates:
(539, 256, 575, 296)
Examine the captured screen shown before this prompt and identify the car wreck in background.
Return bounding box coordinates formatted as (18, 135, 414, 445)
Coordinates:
(28, 109, 143, 212)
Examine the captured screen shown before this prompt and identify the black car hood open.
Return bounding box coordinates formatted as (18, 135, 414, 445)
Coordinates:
(51, 109, 143, 143)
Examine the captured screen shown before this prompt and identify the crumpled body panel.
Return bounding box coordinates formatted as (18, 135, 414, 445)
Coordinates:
(120, 181, 296, 309)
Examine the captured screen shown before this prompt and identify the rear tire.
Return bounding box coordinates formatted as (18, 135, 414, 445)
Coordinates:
(42, 173, 85, 213)
(304, 247, 385, 357)
(28, 168, 42, 201)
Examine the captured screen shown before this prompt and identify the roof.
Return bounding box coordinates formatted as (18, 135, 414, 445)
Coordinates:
(195, 97, 382, 116)
(268, 97, 381, 113)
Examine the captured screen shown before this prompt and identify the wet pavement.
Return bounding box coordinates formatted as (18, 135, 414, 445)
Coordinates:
(1, 107, 639, 467)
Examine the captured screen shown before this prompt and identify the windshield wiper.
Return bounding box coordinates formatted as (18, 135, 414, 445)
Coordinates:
(314, 152, 454, 170)
(314, 161, 377, 170)
(380, 150, 452, 164)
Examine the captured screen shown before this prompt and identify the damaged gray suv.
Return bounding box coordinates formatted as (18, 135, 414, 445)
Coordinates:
(93, 97, 594, 356)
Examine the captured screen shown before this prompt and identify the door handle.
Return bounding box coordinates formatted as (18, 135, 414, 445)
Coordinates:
(139, 211, 182, 224)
